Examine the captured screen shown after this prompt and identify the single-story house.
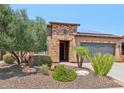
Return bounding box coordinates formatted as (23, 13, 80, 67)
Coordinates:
(47, 22, 124, 62)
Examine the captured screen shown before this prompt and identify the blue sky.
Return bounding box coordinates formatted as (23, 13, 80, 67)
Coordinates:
(11, 4, 124, 36)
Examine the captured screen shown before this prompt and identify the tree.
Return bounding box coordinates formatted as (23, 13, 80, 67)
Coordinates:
(0, 5, 47, 66)
(0, 4, 15, 60)
(32, 16, 47, 52)
(74, 46, 89, 68)
(0, 4, 14, 32)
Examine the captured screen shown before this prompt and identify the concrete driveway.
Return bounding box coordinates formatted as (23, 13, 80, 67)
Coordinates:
(83, 63, 124, 82)
(108, 63, 124, 82)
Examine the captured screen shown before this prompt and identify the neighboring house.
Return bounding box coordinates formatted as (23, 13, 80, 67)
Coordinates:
(47, 22, 124, 62)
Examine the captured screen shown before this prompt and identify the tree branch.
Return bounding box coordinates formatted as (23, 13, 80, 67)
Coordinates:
(9, 51, 20, 65)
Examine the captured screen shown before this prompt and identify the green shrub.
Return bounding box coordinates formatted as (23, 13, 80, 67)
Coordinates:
(31, 55, 52, 67)
(3, 53, 15, 64)
(56, 64, 65, 69)
(52, 64, 77, 82)
(91, 53, 114, 76)
(39, 64, 49, 75)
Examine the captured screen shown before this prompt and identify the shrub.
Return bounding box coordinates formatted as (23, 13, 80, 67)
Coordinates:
(56, 64, 65, 69)
(52, 64, 77, 82)
(91, 53, 114, 76)
(38, 64, 49, 75)
(31, 55, 52, 67)
(35, 64, 50, 75)
(3, 53, 15, 64)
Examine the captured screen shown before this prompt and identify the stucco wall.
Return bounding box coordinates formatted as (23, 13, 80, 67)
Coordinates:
(121, 37, 124, 62)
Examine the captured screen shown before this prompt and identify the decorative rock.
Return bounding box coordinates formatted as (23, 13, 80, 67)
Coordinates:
(28, 68, 38, 73)
(22, 67, 37, 74)
(50, 64, 56, 71)
(76, 70, 89, 76)
(20, 63, 27, 69)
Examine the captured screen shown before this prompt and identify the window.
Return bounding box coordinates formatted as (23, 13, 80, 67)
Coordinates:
(122, 42, 124, 55)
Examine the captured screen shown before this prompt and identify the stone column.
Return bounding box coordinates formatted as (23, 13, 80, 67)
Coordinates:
(69, 36, 77, 62)
(115, 42, 122, 62)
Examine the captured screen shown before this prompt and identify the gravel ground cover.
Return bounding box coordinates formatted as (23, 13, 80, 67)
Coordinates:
(0, 64, 122, 89)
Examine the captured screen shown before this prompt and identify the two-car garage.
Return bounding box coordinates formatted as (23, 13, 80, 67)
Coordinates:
(80, 43, 115, 56)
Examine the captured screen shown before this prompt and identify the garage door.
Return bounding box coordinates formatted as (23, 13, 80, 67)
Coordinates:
(80, 43, 115, 56)
(80, 43, 115, 62)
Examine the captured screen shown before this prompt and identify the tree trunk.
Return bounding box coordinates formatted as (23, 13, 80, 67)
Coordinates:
(19, 51, 25, 63)
(77, 54, 83, 68)
(0, 50, 2, 61)
(9, 51, 33, 66)
(24, 52, 33, 67)
(79, 57, 83, 68)
(9, 51, 21, 65)
(76, 54, 80, 67)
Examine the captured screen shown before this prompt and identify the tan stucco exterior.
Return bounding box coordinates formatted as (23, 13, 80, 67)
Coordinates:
(47, 22, 123, 62)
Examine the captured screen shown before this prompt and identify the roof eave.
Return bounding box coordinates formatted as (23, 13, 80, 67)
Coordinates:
(74, 34, 121, 39)
(49, 22, 80, 26)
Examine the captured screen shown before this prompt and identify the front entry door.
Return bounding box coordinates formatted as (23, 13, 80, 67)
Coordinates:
(59, 41, 69, 62)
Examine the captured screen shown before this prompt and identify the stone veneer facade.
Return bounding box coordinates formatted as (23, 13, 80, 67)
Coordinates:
(47, 22, 123, 62)
(47, 22, 79, 62)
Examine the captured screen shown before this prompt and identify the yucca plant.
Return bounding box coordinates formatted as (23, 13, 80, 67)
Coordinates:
(91, 53, 114, 76)
(74, 46, 89, 68)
